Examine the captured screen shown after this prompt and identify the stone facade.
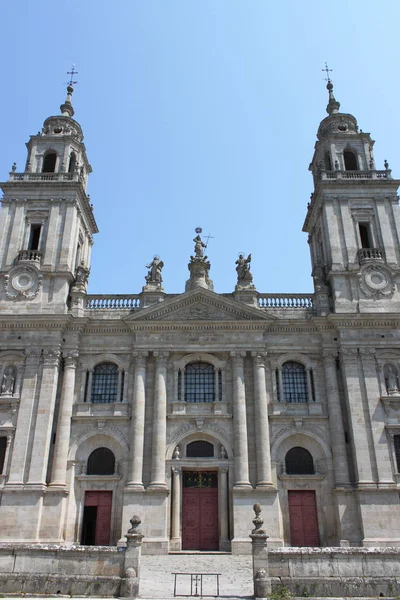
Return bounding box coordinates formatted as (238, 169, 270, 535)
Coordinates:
(0, 80, 400, 555)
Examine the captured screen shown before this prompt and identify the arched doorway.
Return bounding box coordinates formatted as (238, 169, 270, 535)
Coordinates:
(182, 471, 219, 551)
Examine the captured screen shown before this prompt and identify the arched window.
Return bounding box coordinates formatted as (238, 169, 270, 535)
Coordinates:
(185, 362, 215, 403)
(87, 447, 115, 475)
(285, 447, 314, 475)
(186, 441, 214, 458)
(343, 150, 358, 171)
(0, 437, 7, 474)
(68, 152, 77, 173)
(91, 363, 118, 404)
(282, 361, 309, 403)
(42, 152, 57, 173)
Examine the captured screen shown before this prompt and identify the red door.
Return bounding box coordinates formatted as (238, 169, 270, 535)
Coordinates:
(182, 484, 218, 550)
(83, 491, 112, 545)
(288, 490, 320, 547)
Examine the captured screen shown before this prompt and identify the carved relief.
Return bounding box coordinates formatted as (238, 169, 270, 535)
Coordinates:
(359, 264, 395, 299)
(4, 265, 43, 300)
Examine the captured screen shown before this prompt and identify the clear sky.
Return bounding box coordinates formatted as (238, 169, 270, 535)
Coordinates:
(1, 0, 399, 295)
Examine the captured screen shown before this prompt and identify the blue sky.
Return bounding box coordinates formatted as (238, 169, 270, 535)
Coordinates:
(1, 1, 400, 294)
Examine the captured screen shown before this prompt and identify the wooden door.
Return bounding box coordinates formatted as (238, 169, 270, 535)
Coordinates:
(182, 472, 218, 551)
(84, 491, 112, 546)
(288, 490, 320, 547)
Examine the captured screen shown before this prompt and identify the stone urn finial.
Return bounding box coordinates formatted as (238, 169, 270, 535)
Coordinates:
(252, 503, 265, 534)
(127, 515, 141, 534)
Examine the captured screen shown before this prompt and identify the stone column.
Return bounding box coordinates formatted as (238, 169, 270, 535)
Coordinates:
(340, 348, 374, 484)
(28, 348, 61, 485)
(277, 367, 284, 402)
(219, 467, 229, 545)
(49, 352, 79, 487)
(231, 351, 251, 488)
(7, 350, 41, 484)
(2, 435, 13, 475)
(252, 353, 273, 487)
(86, 369, 93, 403)
(127, 352, 148, 488)
(171, 466, 181, 541)
(359, 348, 394, 484)
(306, 367, 313, 401)
(322, 350, 350, 486)
(149, 352, 169, 488)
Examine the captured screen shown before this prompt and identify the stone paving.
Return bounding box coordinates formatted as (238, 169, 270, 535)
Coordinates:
(140, 552, 253, 598)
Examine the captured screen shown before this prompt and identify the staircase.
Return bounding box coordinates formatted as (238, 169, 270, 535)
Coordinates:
(140, 553, 253, 598)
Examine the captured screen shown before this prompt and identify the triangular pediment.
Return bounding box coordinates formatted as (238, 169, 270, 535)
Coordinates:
(125, 288, 275, 322)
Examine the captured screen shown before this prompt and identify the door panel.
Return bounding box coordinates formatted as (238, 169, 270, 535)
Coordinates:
(288, 490, 320, 547)
(83, 491, 112, 546)
(182, 486, 218, 551)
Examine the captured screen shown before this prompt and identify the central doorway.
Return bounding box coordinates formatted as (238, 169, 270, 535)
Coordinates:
(182, 471, 218, 551)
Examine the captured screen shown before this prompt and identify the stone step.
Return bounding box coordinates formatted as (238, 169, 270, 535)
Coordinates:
(140, 553, 253, 598)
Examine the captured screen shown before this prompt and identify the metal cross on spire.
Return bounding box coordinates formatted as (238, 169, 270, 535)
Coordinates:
(66, 64, 78, 87)
(322, 62, 333, 83)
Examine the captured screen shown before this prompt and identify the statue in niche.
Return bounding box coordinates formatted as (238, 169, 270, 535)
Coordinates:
(145, 255, 164, 284)
(236, 253, 253, 284)
(220, 445, 227, 459)
(385, 365, 399, 395)
(1, 365, 16, 395)
(173, 445, 180, 460)
(193, 234, 207, 259)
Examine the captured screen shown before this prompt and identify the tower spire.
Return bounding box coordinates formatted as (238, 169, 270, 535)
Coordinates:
(60, 64, 78, 118)
(322, 62, 340, 115)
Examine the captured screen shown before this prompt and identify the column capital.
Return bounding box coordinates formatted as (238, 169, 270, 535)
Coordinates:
(172, 466, 181, 476)
(340, 347, 358, 363)
(64, 351, 79, 369)
(219, 466, 229, 475)
(154, 351, 169, 366)
(230, 350, 246, 362)
(322, 349, 338, 362)
(133, 351, 149, 368)
(25, 349, 41, 365)
(251, 351, 267, 365)
(42, 348, 61, 367)
(359, 347, 376, 361)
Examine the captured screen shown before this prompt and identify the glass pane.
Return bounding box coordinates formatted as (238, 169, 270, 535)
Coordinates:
(282, 361, 308, 403)
(91, 362, 118, 404)
(185, 362, 215, 403)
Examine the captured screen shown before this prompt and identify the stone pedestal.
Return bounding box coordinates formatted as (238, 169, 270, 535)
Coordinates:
(185, 256, 214, 291)
(120, 516, 144, 599)
(250, 504, 271, 599)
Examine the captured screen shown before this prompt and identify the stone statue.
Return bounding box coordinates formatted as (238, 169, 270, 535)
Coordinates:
(386, 365, 399, 394)
(145, 255, 164, 284)
(193, 234, 206, 258)
(220, 445, 227, 459)
(236, 253, 253, 284)
(173, 445, 180, 460)
(1, 365, 16, 395)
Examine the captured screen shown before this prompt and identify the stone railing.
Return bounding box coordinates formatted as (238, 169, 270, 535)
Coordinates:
(358, 247, 384, 262)
(258, 294, 314, 309)
(8, 172, 80, 183)
(17, 249, 43, 263)
(321, 169, 391, 181)
(86, 295, 141, 309)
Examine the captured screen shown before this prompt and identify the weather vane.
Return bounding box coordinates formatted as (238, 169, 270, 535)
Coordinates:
(195, 227, 214, 248)
(66, 64, 78, 87)
(322, 62, 333, 83)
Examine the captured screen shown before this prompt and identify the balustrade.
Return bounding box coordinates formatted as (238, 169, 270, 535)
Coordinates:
(17, 249, 43, 263)
(86, 295, 141, 309)
(9, 172, 79, 183)
(358, 248, 384, 263)
(320, 169, 391, 181)
(258, 294, 314, 309)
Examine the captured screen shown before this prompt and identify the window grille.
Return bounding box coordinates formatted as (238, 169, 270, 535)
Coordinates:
(91, 363, 118, 404)
(285, 446, 314, 475)
(282, 361, 308, 403)
(183, 471, 218, 488)
(185, 362, 215, 403)
(218, 370, 222, 401)
(394, 435, 400, 472)
(276, 369, 281, 402)
(186, 441, 214, 458)
(87, 447, 115, 475)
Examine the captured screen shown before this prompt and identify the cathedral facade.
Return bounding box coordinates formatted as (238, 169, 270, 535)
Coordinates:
(0, 80, 400, 553)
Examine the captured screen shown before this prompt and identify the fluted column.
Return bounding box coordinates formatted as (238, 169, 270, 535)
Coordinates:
(28, 348, 61, 485)
(252, 352, 273, 487)
(219, 467, 229, 542)
(7, 350, 40, 484)
(171, 466, 181, 540)
(149, 351, 169, 488)
(49, 352, 79, 487)
(127, 352, 148, 488)
(231, 351, 251, 488)
(322, 350, 350, 486)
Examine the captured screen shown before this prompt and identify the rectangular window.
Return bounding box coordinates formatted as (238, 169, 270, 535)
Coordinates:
(28, 224, 42, 250)
(394, 435, 400, 472)
(358, 222, 372, 249)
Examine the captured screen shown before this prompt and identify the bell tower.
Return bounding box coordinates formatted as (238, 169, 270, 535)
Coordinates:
(304, 76, 400, 313)
(0, 78, 98, 313)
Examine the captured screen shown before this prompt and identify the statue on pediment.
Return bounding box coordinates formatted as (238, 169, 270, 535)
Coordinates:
(145, 255, 164, 284)
(193, 234, 207, 259)
(236, 253, 253, 284)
